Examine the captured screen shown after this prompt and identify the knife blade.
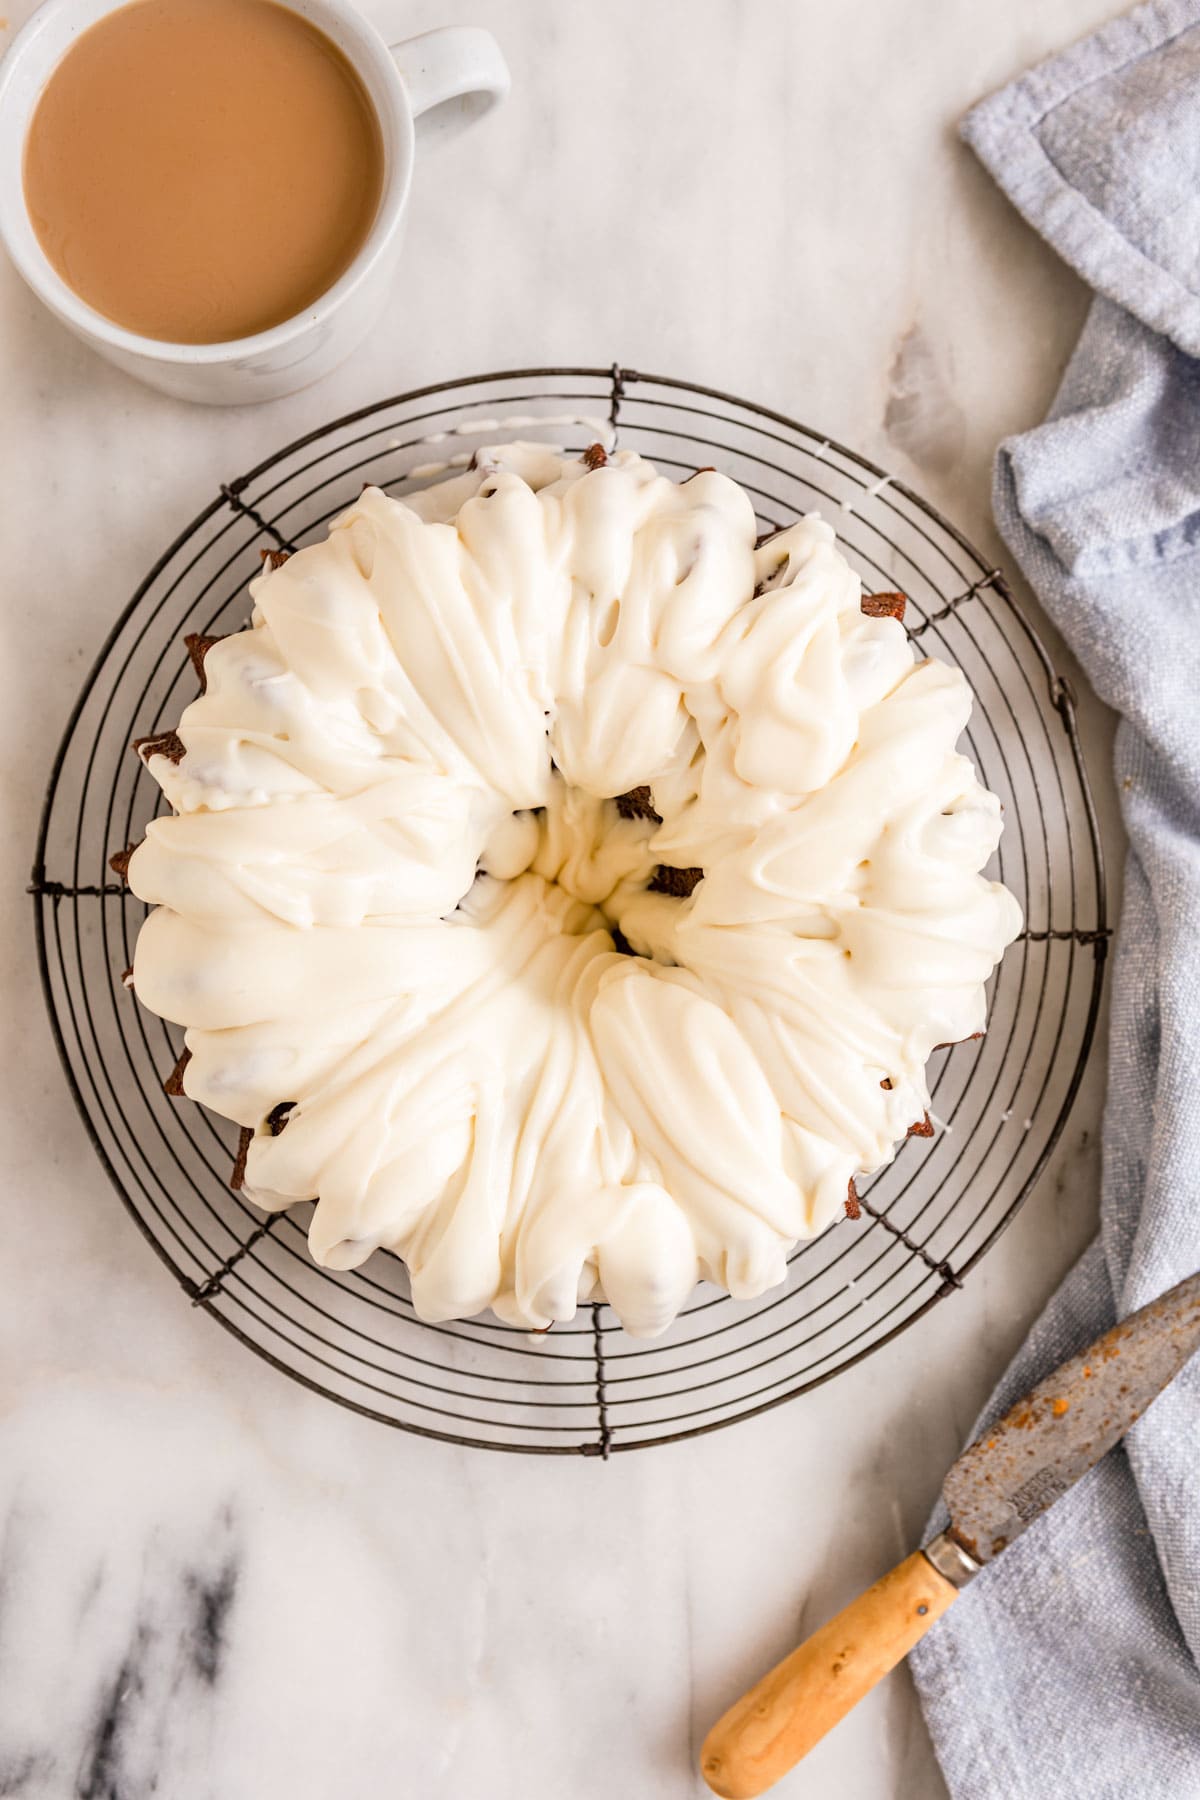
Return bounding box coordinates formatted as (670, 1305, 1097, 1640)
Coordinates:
(933, 1266, 1200, 1577)
(701, 1269, 1200, 1800)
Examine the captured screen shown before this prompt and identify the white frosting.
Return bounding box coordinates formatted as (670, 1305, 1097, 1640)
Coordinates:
(127, 446, 1021, 1336)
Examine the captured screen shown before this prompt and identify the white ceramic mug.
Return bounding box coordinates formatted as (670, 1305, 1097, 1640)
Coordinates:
(0, 0, 509, 403)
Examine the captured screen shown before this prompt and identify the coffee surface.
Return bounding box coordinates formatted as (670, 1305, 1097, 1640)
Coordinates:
(23, 0, 384, 344)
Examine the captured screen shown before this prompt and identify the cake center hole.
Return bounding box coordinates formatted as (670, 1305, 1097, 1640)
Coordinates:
(475, 780, 702, 956)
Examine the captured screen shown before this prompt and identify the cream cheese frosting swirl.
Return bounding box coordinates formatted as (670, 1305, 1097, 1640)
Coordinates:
(127, 445, 1022, 1336)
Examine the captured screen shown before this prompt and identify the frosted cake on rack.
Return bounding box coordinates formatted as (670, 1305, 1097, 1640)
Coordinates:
(116, 442, 1022, 1337)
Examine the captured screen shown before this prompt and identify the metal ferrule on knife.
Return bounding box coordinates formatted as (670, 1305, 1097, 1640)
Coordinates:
(922, 1530, 982, 1589)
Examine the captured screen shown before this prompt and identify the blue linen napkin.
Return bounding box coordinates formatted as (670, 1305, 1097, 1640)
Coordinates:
(908, 5, 1200, 1794)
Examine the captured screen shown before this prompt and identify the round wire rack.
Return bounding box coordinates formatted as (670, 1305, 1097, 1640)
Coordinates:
(33, 366, 1109, 1456)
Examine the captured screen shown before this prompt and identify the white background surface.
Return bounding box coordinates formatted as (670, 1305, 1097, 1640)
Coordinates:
(0, 2, 1127, 1795)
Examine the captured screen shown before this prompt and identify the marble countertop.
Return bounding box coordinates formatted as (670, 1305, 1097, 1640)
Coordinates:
(0, 2, 1127, 1795)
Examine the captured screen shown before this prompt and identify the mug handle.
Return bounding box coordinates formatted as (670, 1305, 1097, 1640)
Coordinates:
(390, 27, 510, 147)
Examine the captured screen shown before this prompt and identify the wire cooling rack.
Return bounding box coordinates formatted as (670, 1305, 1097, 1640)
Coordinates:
(32, 367, 1108, 1455)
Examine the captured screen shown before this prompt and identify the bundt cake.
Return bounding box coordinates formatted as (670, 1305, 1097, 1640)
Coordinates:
(119, 442, 1022, 1336)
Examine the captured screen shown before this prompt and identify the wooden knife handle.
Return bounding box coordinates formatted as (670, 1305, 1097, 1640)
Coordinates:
(699, 1550, 959, 1799)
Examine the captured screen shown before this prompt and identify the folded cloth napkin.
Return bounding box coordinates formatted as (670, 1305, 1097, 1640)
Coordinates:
(909, 5, 1200, 1795)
